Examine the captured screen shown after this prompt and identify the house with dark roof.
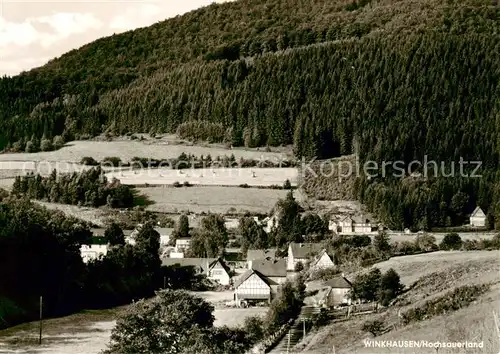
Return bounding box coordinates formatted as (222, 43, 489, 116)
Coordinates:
(308, 275, 353, 308)
(162, 257, 231, 285)
(251, 257, 287, 285)
(246, 249, 277, 269)
(287, 242, 324, 271)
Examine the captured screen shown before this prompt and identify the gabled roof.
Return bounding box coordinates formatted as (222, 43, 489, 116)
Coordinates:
(233, 269, 271, 288)
(251, 258, 287, 278)
(161, 257, 217, 273)
(324, 276, 352, 289)
(209, 258, 231, 274)
(155, 227, 174, 236)
(289, 242, 324, 259)
(247, 249, 276, 262)
(471, 206, 486, 217)
(310, 249, 334, 267)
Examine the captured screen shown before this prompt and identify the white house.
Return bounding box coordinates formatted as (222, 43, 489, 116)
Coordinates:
(287, 243, 324, 271)
(309, 249, 335, 271)
(470, 206, 486, 227)
(208, 259, 232, 286)
(262, 213, 279, 233)
(80, 244, 108, 263)
(233, 269, 272, 306)
(329, 215, 373, 235)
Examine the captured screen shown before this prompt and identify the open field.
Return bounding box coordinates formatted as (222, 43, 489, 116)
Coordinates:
(107, 167, 298, 187)
(138, 186, 291, 214)
(0, 139, 288, 163)
(0, 290, 265, 354)
(298, 250, 500, 354)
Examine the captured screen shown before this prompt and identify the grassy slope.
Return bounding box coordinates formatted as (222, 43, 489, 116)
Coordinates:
(299, 250, 500, 354)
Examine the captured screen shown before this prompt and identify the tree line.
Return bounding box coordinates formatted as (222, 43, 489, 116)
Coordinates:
(11, 168, 134, 208)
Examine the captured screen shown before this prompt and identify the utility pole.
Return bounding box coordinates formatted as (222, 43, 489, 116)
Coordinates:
(303, 318, 306, 340)
(163, 276, 166, 289)
(39, 295, 43, 345)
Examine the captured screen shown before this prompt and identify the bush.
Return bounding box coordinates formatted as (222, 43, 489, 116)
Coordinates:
(183, 181, 192, 187)
(40, 139, 53, 151)
(439, 232, 462, 250)
(80, 156, 99, 166)
(283, 179, 292, 190)
(239, 183, 250, 188)
(52, 135, 65, 150)
(402, 284, 489, 325)
(102, 156, 122, 167)
(377, 268, 403, 306)
(414, 233, 438, 252)
(362, 320, 384, 336)
(294, 261, 304, 272)
(25, 141, 35, 153)
(173, 181, 182, 187)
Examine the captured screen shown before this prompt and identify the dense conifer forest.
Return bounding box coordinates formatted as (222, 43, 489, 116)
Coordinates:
(0, 0, 498, 228)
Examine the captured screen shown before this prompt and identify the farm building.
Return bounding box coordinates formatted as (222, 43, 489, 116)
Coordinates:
(233, 269, 272, 306)
(247, 249, 277, 269)
(308, 249, 335, 271)
(309, 275, 353, 307)
(329, 215, 374, 234)
(161, 257, 231, 285)
(287, 242, 324, 271)
(470, 206, 486, 227)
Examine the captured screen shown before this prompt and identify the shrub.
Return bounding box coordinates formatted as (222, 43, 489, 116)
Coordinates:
(239, 183, 250, 188)
(173, 181, 182, 188)
(439, 232, 462, 250)
(40, 138, 53, 151)
(283, 179, 292, 190)
(80, 156, 99, 166)
(183, 181, 192, 187)
(402, 284, 489, 325)
(294, 261, 304, 272)
(25, 141, 35, 153)
(52, 135, 65, 150)
(414, 233, 438, 252)
(102, 156, 122, 167)
(362, 320, 384, 336)
(12, 140, 23, 152)
(307, 266, 340, 281)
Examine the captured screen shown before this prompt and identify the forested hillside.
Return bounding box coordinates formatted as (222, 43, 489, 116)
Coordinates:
(0, 0, 498, 228)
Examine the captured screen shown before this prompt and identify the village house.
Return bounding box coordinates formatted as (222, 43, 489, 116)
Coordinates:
(308, 249, 335, 271)
(251, 257, 287, 285)
(246, 249, 277, 269)
(287, 242, 324, 271)
(262, 213, 280, 233)
(329, 215, 374, 235)
(233, 269, 272, 306)
(470, 206, 486, 227)
(309, 275, 353, 308)
(161, 257, 231, 285)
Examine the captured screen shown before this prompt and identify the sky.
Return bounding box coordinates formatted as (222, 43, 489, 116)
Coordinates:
(0, 0, 231, 76)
